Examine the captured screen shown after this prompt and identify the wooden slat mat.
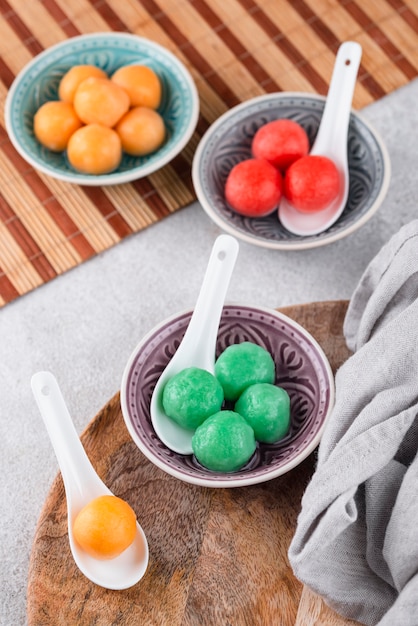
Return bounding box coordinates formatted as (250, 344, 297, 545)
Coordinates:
(0, 0, 417, 307)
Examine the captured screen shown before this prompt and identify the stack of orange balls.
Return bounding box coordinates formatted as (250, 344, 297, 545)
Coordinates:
(33, 63, 166, 175)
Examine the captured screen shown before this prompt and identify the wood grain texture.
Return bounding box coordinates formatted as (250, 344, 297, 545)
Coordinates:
(1, 0, 418, 307)
(27, 300, 362, 625)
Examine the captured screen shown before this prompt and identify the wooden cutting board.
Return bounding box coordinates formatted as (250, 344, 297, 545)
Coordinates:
(27, 300, 360, 626)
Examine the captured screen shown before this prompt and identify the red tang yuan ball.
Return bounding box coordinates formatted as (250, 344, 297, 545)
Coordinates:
(284, 155, 340, 213)
(225, 158, 283, 218)
(252, 119, 309, 171)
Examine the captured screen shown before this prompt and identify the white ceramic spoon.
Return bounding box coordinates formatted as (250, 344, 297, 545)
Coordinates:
(150, 234, 239, 455)
(278, 41, 362, 236)
(31, 370, 149, 590)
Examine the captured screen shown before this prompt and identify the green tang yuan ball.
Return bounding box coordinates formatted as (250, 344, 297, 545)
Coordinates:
(235, 383, 290, 443)
(192, 410, 256, 472)
(214, 341, 275, 401)
(162, 367, 224, 430)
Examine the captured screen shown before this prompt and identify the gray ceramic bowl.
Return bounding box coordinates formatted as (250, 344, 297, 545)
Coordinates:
(192, 93, 390, 250)
(5, 32, 199, 185)
(121, 304, 335, 488)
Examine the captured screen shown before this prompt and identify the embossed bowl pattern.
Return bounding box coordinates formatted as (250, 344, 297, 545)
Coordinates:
(121, 305, 335, 488)
(192, 93, 390, 250)
(5, 32, 199, 185)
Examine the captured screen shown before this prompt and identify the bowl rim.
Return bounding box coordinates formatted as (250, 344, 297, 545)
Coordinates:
(120, 302, 335, 488)
(192, 92, 391, 251)
(4, 32, 200, 186)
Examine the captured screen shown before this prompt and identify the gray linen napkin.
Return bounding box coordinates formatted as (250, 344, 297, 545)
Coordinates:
(288, 220, 418, 626)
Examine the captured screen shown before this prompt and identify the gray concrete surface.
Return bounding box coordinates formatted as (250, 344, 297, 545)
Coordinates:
(1, 78, 417, 625)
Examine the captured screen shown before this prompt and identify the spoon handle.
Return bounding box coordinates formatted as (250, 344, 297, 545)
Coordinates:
(312, 41, 362, 161)
(31, 371, 106, 507)
(182, 234, 239, 369)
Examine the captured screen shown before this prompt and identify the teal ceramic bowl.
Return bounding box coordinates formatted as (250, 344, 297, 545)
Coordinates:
(5, 33, 199, 185)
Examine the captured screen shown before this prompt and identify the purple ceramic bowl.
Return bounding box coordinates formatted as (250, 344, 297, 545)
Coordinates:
(121, 304, 334, 487)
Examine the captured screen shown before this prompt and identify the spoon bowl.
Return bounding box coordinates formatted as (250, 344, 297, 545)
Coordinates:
(278, 41, 362, 236)
(150, 234, 239, 454)
(31, 370, 149, 590)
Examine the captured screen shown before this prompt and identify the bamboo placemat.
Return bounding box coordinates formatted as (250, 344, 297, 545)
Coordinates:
(0, 0, 417, 307)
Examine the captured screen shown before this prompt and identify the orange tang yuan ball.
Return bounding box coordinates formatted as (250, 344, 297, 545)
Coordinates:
(116, 107, 166, 156)
(111, 65, 162, 109)
(73, 77, 130, 127)
(73, 495, 137, 560)
(33, 101, 82, 152)
(67, 124, 122, 175)
(58, 64, 108, 103)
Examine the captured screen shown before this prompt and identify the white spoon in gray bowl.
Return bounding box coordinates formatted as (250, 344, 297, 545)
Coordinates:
(278, 41, 362, 236)
(31, 370, 149, 590)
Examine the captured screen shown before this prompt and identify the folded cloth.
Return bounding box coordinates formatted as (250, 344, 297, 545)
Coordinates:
(288, 220, 418, 626)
